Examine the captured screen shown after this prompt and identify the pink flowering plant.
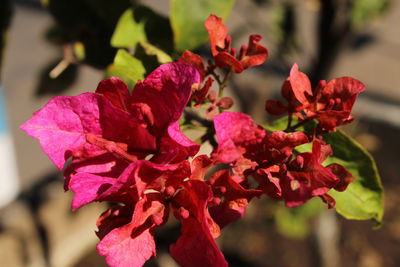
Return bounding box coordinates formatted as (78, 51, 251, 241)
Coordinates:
(22, 13, 383, 267)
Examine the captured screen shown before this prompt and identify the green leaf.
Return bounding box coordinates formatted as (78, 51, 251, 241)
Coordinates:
(170, 0, 235, 52)
(105, 49, 145, 90)
(264, 116, 316, 133)
(264, 117, 287, 132)
(275, 198, 324, 239)
(323, 130, 384, 224)
(111, 9, 147, 49)
(351, 0, 390, 27)
(270, 3, 298, 53)
(73, 42, 85, 61)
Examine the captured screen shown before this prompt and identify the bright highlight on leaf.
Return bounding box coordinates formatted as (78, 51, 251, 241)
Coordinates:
(105, 49, 146, 89)
(324, 130, 384, 224)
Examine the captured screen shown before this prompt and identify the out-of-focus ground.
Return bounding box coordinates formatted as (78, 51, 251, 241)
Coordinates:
(0, 0, 399, 266)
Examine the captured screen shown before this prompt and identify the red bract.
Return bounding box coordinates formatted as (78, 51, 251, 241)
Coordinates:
(261, 131, 309, 165)
(309, 77, 365, 131)
(205, 14, 268, 73)
(208, 170, 262, 228)
(178, 51, 214, 106)
(170, 180, 227, 267)
(276, 140, 353, 207)
(265, 63, 312, 116)
(213, 112, 265, 164)
(97, 193, 167, 267)
(179, 50, 207, 81)
(256, 139, 354, 208)
(266, 64, 365, 132)
(213, 111, 355, 208)
(94, 160, 227, 267)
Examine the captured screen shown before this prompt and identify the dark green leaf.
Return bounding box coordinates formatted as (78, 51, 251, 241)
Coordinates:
(170, 0, 235, 52)
(132, 6, 174, 54)
(264, 116, 316, 133)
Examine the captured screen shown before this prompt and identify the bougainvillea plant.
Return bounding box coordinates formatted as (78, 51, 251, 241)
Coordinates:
(22, 14, 383, 267)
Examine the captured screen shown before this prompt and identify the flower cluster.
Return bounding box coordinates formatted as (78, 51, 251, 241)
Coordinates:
(22, 14, 364, 267)
(179, 14, 268, 117)
(266, 63, 365, 133)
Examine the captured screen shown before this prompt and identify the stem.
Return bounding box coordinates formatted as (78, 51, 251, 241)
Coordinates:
(218, 69, 231, 98)
(183, 110, 217, 148)
(286, 113, 293, 131)
(210, 68, 231, 98)
(210, 69, 223, 85)
(200, 128, 218, 149)
(49, 44, 77, 79)
(285, 116, 314, 132)
(49, 59, 69, 79)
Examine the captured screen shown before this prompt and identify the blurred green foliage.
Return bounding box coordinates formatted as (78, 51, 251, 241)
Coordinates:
(44, 0, 131, 68)
(275, 198, 323, 239)
(170, 0, 235, 52)
(351, 0, 391, 27)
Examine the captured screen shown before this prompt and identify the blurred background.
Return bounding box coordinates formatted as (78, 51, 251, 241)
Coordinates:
(0, 0, 399, 266)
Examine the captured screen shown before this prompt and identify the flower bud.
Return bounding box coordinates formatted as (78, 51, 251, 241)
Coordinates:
(178, 207, 190, 219)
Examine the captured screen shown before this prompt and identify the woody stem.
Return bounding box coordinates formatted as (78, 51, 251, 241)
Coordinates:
(285, 116, 315, 133)
(218, 69, 231, 98)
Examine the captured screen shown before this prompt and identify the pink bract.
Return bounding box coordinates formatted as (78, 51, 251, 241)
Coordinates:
(21, 62, 200, 174)
(213, 112, 265, 163)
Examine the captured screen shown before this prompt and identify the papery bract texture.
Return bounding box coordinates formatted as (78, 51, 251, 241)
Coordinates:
(97, 194, 168, 267)
(213, 112, 265, 163)
(170, 180, 227, 267)
(209, 170, 262, 228)
(239, 34, 269, 69)
(205, 15, 228, 57)
(266, 63, 365, 132)
(21, 62, 200, 174)
(179, 50, 206, 81)
(21, 93, 135, 170)
(205, 14, 268, 73)
(69, 162, 137, 210)
(131, 62, 200, 131)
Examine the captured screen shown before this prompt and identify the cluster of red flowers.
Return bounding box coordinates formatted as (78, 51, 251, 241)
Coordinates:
(21, 15, 364, 267)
